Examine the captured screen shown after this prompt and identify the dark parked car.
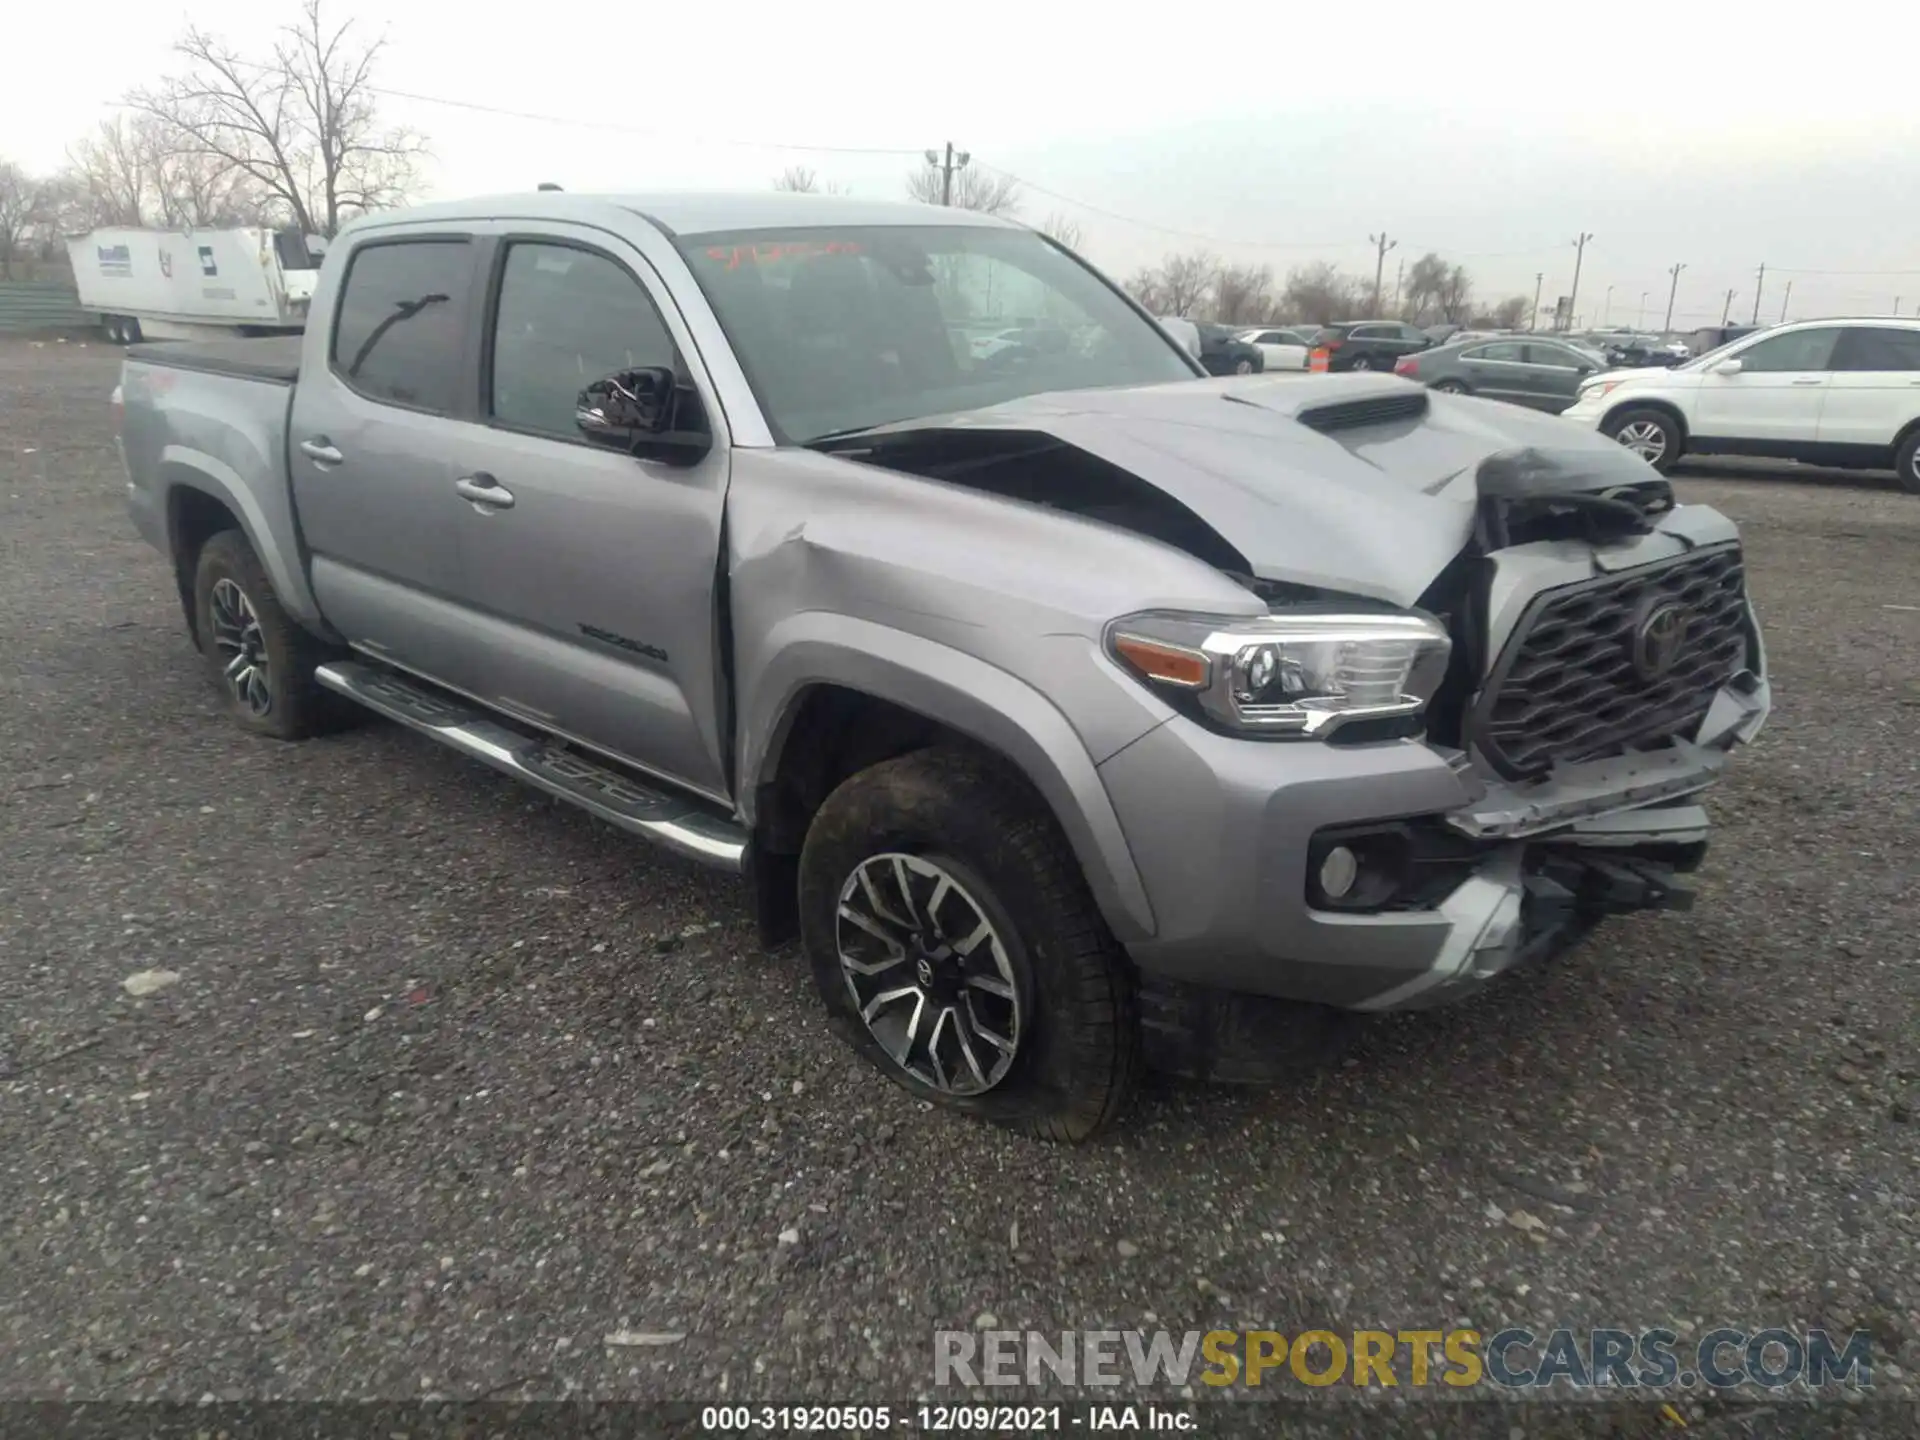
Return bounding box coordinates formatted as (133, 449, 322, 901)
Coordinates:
(1308, 320, 1432, 372)
(1393, 336, 1608, 413)
(1196, 323, 1265, 375)
(1595, 332, 1685, 368)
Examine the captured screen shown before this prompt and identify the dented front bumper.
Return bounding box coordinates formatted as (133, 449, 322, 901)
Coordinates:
(1099, 667, 1769, 1015)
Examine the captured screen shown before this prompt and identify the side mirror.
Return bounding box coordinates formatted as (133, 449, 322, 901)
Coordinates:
(1712, 358, 1744, 376)
(576, 367, 711, 464)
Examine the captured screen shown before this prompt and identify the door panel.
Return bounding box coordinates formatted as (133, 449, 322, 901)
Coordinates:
(1692, 326, 1841, 444)
(1819, 325, 1920, 452)
(1459, 342, 1531, 404)
(443, 230, 734, 801)
(1521, 344, 1591, 411)
(289, 235, 489, 693)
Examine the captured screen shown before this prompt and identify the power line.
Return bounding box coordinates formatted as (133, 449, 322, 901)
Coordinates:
(367, 84, 927, 156)
(972, 163, 1354, 251)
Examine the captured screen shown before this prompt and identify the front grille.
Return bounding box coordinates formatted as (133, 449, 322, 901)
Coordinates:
(1470, 543, 1749, 778)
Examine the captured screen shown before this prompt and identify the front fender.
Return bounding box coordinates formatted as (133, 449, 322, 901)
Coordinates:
(741, 613, 1157, 943)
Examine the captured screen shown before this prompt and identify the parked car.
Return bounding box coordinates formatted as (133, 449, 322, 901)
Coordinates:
(1687, 324, 1760, 357)
(1394, 336, 1608, 413)
(1593, 333, 1686, 369)
(116, 191, 1772, 1142)
(1308, 320, 1432, 372)
(1196, 323, 1265, 375)
(1157, 315, 1202, 359)
(1563, 317, 1920, 490)
(1237, 326, 1313, 371)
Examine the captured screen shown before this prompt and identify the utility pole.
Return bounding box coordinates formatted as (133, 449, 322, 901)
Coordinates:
(1638, 291, 1648, 328)
(1531, 272, 1543, 331)
(1391, 255, 1405, 316)
(1751, 263, 1765, 325)
(1604, 285, 1614, 324)
(1369, 233, 1397, 318)
(1779, 280, 1792, 323)
(1568, 232, 1593, 333)
(925, 143, 970, 206)
(1663, 262, 1686, 335)
(1722, 289, 1737, 324)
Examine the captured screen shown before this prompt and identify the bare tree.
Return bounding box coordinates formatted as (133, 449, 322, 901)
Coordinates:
(904, 161, 1021, 216)
(1036, 212, 1084, 252)
(773, 165, 819, 193)
(1155, 250, 1216, 317)
(68, 118, 153, 227)
(1485, 295, 1530, 330)
(1436, 264, 1473, 324)
(0, 160, 36, 278)
(1281, 261, 1366, 326)
(130, 0, 424, 236)
(1122, 267, 1168, 314)
(1401, 251, 1449, 324)
(1211, 262, 1275, 325)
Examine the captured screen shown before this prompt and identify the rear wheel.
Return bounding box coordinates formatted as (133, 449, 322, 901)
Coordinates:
(1605, 406, 1681, 474)
(798, 748, 1140, 1142)
(1350, 355, 1374, 372)
(191, 530, 344, 740)
(1432, 378, 1470, 394)
(102, 316, 123, 344)
(1895, 430, 1920, 495)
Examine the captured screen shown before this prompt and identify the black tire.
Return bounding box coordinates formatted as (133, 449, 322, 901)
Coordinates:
(102, 316, 123, 345)
(123, 316, 143, 344)
(1432, 378, 1470, 394)
(1895, 429, 1920, 495)
(798, 748, 1141, 1142)
(1604, 406, 1681, 474)
(191, 530, 343, 740)
(1233, 358, 1254, 375)
(1349, 355, 1374, 372)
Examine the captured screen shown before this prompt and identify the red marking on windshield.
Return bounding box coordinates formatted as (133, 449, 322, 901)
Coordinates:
(701, 240, 863, 271)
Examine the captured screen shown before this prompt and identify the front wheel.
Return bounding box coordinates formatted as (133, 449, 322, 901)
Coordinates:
(1605, 407, 1681, 473)
(1233, 358, 1254, 375)
(1349, 355, 1374, 372)
(1432, 378, 1470, 394)
(798, 748, 1141, 1142)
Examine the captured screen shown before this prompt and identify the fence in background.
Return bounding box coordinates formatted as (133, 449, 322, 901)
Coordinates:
(0, 281, 87, 335)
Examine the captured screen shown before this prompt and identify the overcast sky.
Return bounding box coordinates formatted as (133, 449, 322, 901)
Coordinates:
(10, 0, 1919, 327)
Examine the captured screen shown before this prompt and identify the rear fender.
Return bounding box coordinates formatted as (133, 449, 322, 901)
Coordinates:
(160, 446, 327, 632)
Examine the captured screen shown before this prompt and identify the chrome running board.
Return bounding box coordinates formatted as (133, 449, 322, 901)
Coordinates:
(314, 660, 746, 872)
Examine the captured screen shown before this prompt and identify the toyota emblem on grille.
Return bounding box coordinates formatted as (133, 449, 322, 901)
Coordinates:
(1630, 599, 1689, 682)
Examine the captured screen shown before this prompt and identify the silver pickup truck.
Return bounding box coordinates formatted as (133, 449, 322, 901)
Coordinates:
(117, 191, 1771, 1141)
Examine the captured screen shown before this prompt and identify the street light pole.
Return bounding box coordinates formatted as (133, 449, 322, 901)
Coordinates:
(1531, 272, 1543, 331)
(926, 143, 971, 206)
(1369, 233, 1397, 318)
(1638, 291, 1648, 328)
(1567, 232, 1593, 333)
(1604, 285, 1614, 324)
(1663, 263, 1686, 335)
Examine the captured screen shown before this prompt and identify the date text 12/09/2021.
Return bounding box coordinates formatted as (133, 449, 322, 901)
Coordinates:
(700, 1406, 1193, 1431)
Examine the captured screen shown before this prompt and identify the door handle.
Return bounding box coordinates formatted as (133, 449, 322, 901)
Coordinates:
(1791, 378, 1825, 386)
(454, 473, 515, 510)
(299, 438, 343, 466)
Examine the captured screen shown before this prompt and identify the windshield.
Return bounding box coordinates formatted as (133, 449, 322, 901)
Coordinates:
(675, 225, 1198, 444)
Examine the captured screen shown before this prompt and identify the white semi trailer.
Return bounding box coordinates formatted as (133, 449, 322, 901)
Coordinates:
(66, 226, 325, 343)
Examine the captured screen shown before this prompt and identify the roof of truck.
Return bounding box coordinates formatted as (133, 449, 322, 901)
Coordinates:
(348, 191, 1024, 239)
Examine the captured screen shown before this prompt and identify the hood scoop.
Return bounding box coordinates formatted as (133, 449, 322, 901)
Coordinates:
(1296, 390, 1429, 434)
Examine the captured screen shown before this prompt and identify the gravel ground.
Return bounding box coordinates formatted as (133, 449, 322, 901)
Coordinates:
(2, 336, 1916, 1432)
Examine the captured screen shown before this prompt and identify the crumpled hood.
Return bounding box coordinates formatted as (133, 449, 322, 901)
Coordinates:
(835, 374, 1660, 607)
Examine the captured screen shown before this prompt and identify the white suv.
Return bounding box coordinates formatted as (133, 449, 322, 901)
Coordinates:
(1561, 317, 1920, 493)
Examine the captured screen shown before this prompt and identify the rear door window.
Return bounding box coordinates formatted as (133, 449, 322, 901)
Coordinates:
(330, 239, 474, 413)
(1831, 326, 1920, 372)
(1466, 342, 1527, 362)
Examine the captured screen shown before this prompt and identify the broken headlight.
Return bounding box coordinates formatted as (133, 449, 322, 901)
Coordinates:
(1106, 610, 1452, 736)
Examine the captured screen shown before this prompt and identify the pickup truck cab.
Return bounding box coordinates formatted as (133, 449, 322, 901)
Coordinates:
(119, 192, 1772, 1141)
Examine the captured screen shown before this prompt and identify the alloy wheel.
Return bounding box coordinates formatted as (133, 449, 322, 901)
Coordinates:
(1616, 419, 1668, 464)
(834, 852, 1022, 1096)
(1234, 359, 1253, 374)
(209, 578, 272, 717)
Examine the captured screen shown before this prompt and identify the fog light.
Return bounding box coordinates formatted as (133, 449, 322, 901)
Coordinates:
(1319, 845, 1359, 900)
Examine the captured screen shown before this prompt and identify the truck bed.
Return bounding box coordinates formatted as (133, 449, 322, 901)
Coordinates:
(127, 335, 303, 385)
